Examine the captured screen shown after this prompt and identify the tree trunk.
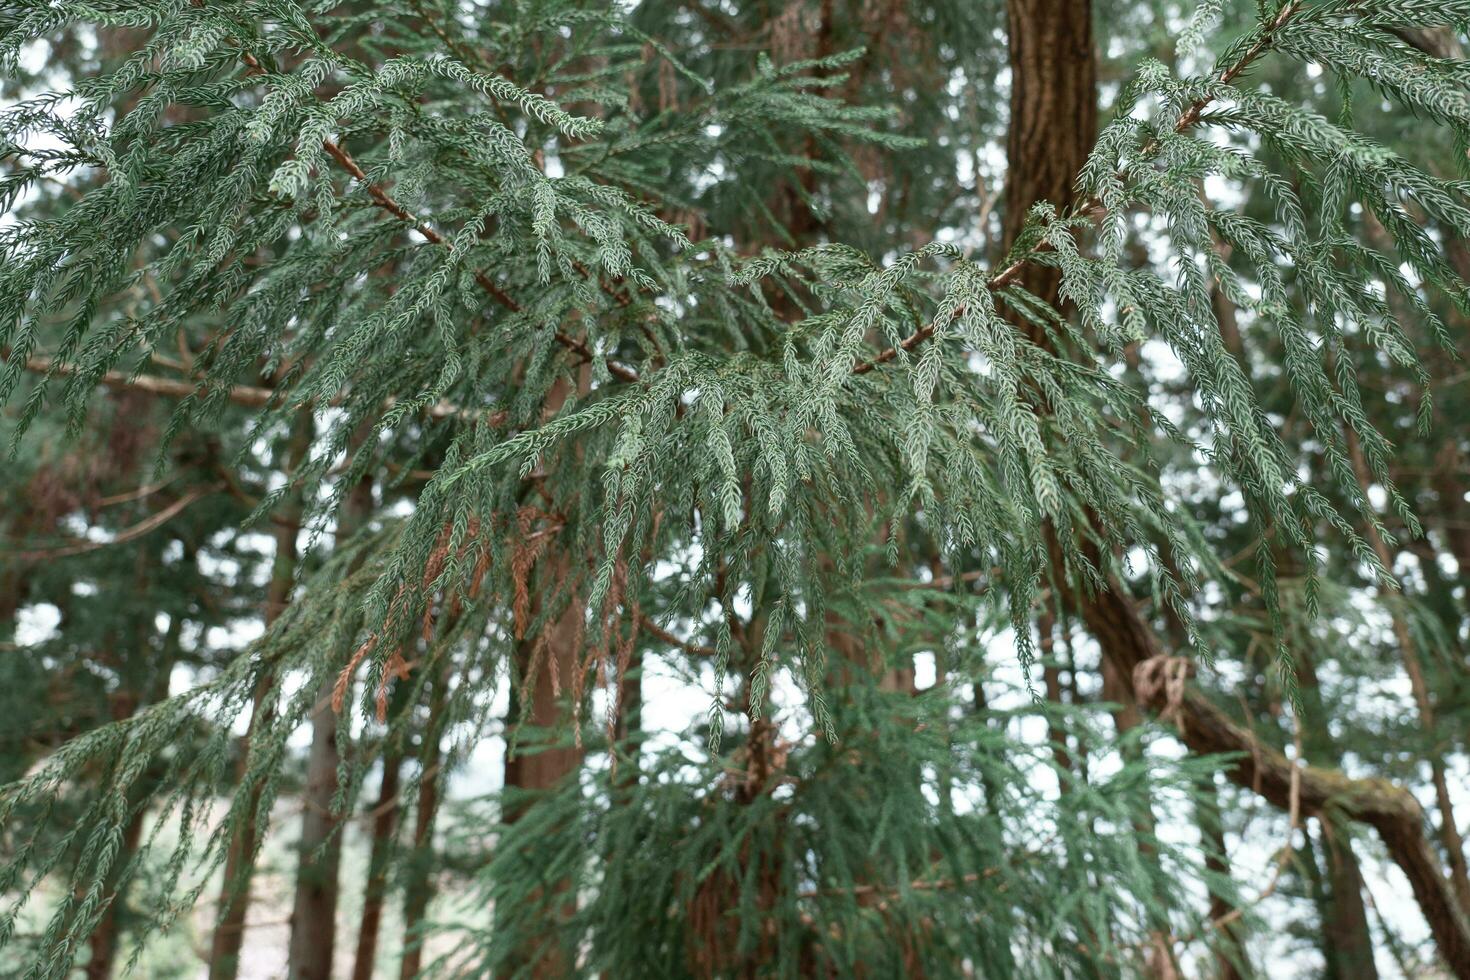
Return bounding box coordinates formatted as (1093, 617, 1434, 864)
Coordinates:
(84, 790, 148, 980)
(287, 471, 373, 980)
(351, 739, 404, 980)
(287, 689, 346, 980)
(1001, 0, 1097, 286)
(1196, 779, 1248, 980)
(499, 573, 586, 978)
(613, 642, 643, 790)
(1318, 815, 1380, 980)
(85, 553, 181, 979)
(210, 411, 311, 980)
(1290, 646, 1379, 979)
(398, 660, 450, 980)
(1039, 610, 1072, 773)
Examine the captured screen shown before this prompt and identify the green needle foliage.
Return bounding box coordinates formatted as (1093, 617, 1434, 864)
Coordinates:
(1, 0, 1468, 976)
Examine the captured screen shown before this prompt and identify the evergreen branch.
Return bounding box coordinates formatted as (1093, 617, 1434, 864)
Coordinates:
(319, 126, 641, 384)
(238, 38, 641, 387)
(318, 138, 521, 313)
(9, 351, 498, 422)
(851, 0, 1305, 376)
(639, 615, 717, 657)
(11, 351, 277, 408)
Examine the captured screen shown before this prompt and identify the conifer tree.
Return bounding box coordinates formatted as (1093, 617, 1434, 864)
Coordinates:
(2, 1, 1469, 977)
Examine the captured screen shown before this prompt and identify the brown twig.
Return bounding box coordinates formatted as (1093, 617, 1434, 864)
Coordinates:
(9, 350, 502, 423)
(6, 483, 221, 560)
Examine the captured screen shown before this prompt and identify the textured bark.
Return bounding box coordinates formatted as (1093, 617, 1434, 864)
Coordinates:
(287, 472, 373, 980)
(499, 576, 586, 979)
(496, 362, 589, 977)
(1001, 0, 1097, 280)
(350, 744, 404, 980)
(210, 412, 311, 980)
(502, 592, 586, 818)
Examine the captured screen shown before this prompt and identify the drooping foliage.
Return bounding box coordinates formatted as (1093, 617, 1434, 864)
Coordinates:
(1, 0, 1468, 976)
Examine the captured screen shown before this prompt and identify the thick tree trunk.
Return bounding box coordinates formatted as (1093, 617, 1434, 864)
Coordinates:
(210, 412, 311, 980)
(496, 362, 588, 977)
(1001, 0, 1096, 279)
(287, 472, 373, 980)
(502, 596, 586, 816)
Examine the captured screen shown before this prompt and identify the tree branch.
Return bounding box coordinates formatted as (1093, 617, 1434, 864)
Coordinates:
(1081, 576, 1470, 977)
(9, 351, 502, 423)
(852, 1, 1303, 377)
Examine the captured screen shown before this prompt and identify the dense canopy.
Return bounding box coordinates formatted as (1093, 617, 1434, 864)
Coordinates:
(2, 1, 1469, 977)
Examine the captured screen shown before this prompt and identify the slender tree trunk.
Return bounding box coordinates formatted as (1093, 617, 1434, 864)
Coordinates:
(1039, 610, 1070, 772)
(398, 659, 451, 980)
(613, 642, 643, 790)
(1196, 779, 1248, 980)
(351, 739, 405, 980)
(210, 412, 312, 980)
(288, 686, 347, 980)
(1319, 815, 1380, 980)
(287, 471, 373, 980)
(84, 785, 148, 980)
(86, 581, 182, 979)
(499, 573, 586, 978)
(1291, 646, 1379, 979)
